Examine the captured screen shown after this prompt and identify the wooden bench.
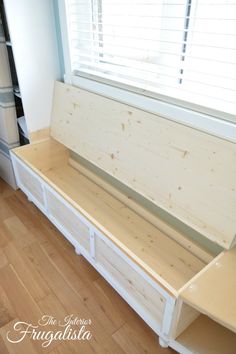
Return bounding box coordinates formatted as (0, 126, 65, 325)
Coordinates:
(11, 81, 236, 353)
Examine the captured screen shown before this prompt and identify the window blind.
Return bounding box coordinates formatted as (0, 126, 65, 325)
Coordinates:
(64, 0, 236, 117)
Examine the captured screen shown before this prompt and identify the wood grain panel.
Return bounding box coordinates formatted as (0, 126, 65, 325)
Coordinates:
(14, 159, 44, 206)
(180, 246, 236, 333)
(12, 140, 205, 291)
(95, 236, 166, 328)
(51, 81, 236, 249)
(176, 315, 236, 354)
(46, 189, 90, 252)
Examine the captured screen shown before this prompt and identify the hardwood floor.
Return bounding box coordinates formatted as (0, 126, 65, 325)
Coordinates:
(0, 178, 176, 354)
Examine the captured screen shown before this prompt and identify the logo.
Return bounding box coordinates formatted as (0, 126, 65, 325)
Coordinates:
(7, 314, 92, 347)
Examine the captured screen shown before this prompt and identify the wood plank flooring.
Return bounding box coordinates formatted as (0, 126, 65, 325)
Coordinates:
(0, 178, 176, 354)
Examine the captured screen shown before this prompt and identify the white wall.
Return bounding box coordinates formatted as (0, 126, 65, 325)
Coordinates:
(4, 0, 61, 133)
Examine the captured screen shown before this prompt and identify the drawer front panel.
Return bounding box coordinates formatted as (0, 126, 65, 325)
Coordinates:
(46, 190, 90, 252)
(14, 159, 44, 206)
(95, 236, 166, 327)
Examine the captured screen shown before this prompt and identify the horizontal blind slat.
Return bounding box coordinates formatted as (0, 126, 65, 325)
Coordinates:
(68, 1, 236, 6)
(73, 51, 236, 80)
(70, 12, 236, 21)
(75, 58, 236, 93)
(66, 0, 236, 116)
(71, 38, 236, 64)
(70, 20, 236, 36)
(71, 29, 236, 50)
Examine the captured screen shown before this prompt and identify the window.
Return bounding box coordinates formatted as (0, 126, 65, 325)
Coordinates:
(60, 0, 236, 127)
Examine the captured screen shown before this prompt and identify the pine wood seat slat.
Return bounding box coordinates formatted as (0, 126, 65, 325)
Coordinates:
(13, 138, 205, 292)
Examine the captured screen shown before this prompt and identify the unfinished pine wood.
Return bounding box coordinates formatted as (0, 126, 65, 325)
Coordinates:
(12, 139, 205, 291)
(69, 157, 214, 264)
(46, 189, 90, 252)
(95, 235, 166, 328)
(171, 302, 200, 339)
(13, 137, 69, 174)
(14, 158, 44, 206)
(0, 178, 175, 354)
(50, 81, 236, 249)
(175, 315, 236, 354)
(180, 246, 236, 333)
(29, 127, 50, 143)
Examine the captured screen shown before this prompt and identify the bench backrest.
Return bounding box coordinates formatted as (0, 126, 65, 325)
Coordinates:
(51, 81, 236, 250)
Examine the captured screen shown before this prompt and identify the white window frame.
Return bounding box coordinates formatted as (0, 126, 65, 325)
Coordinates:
(58, 0, 236, 143)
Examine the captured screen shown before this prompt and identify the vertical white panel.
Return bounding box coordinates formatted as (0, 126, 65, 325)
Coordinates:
(3, 0, 61, 133)
(0, 106, 18, 145)
(0, 43, 12, 87)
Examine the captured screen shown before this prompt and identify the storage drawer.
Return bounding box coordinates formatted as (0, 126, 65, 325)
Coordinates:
(46, 190, 90, 252)
(95, 236, 166, 328)
(14, 158, 45, 207)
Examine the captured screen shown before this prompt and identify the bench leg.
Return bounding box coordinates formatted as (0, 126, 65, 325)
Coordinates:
(75, 247, 81, 256)
(159, 336, 169, 348)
